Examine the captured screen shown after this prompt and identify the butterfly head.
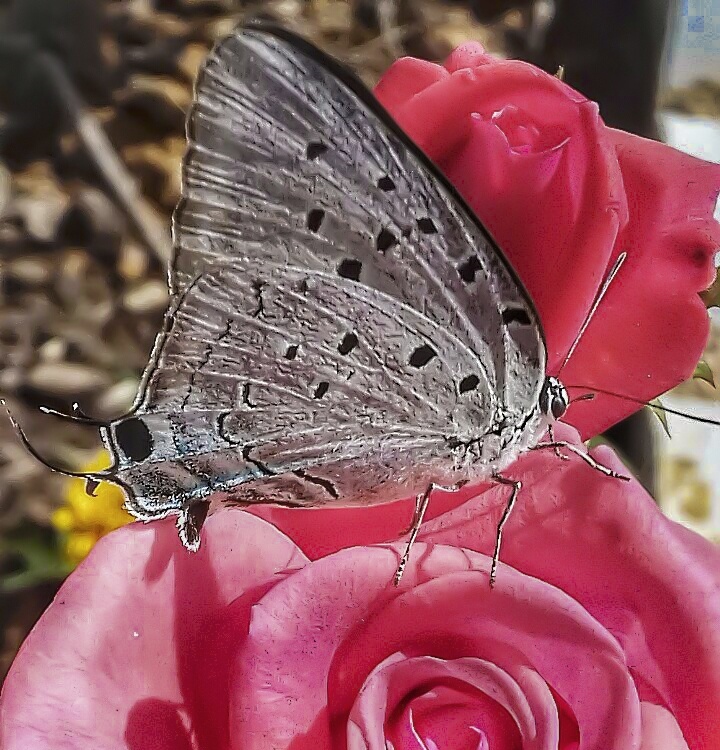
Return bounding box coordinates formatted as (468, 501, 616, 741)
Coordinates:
(539, 376, 569, 421)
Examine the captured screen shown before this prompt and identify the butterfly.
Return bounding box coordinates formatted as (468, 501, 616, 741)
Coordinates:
(8, 22, 628, 585)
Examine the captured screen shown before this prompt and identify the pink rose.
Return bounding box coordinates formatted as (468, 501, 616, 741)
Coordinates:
(2, 429, 719, 749)
(375, 44, 720, 437)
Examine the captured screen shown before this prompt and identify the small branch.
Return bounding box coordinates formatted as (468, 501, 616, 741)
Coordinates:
(36, 51, 172, 264)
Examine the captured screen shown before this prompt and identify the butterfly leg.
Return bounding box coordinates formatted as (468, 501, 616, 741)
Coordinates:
(85, 478, 100, 497)
(547, 424, 568, 460)
(177, 500, 211, 552)
(398, 492, 427, 537)
(394, 482, 462, 586)
(489, 475, 522, 588)
(533, 440, 630, 481)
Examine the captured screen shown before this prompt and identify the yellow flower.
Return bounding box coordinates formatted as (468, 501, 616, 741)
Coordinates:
(52, 451, 133, 566)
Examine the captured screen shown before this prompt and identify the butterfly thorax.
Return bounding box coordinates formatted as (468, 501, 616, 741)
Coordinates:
(449, 406, 546, 478)
(448, 375, 568, 479)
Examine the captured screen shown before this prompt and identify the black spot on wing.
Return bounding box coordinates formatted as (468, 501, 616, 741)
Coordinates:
(376, 228, 397, 253)
(337, 258, 362, 281)
(417, 217, 437, 234)
(409, 344, 436, 368)
(459, 374, 480, 393)
(313, 381, 329, 399)
(501, 307, 532, 326)
(458, 255, 482, 283)
(114, 417, 153, 462)
(307, 208, 325, 232)
(306, 142, 327, 160)
(377, 175, 395, 191)
(338, 332, 358, 355)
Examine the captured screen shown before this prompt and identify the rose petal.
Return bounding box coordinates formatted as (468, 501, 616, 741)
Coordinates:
(443, 42, 495, 72)
(562, 132, 720, 436)
(0, 511, 307, 750)
(231, 543, 640, 750)
(374, 57, 449, 115)
(419, 430, 720, 750)
(351, 654, 552, 750)
(639, 702, 690, 750)
(390, 683, 513, 750)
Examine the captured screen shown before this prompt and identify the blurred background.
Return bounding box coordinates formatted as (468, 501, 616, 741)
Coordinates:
(0, 0, 718, 682)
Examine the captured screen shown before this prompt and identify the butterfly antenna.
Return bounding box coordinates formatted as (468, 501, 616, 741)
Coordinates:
(568, 386, 720, 427)
(1, 399, 117, 479)
(559, 252, 627, 373)
(569, 392, 595, 405)
(39, 403, 108, 427)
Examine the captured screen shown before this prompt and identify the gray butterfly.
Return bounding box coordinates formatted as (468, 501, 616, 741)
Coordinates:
(10, 23, 625, 585)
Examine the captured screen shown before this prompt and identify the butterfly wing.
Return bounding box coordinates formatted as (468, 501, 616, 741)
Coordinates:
(173, 23, 545, 416)
(106, 23, 548, 542)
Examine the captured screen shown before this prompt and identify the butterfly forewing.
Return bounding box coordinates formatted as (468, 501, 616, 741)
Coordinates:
(173, 24, 545, 413)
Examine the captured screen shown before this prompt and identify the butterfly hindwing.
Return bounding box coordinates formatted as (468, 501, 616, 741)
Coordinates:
(111, 263, 498, 518)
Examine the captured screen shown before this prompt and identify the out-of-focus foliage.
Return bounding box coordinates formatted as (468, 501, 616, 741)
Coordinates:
(648, 399, 672, 438)
(693, 359, 716, 388)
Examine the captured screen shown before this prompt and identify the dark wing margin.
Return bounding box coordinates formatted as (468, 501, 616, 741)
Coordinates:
(171, 21, 546, 416)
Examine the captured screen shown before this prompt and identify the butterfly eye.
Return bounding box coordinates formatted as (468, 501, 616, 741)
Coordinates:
(551, 394, 568, 420)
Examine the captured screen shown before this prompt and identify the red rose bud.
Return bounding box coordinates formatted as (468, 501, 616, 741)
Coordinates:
(375, 43, 720, 438)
